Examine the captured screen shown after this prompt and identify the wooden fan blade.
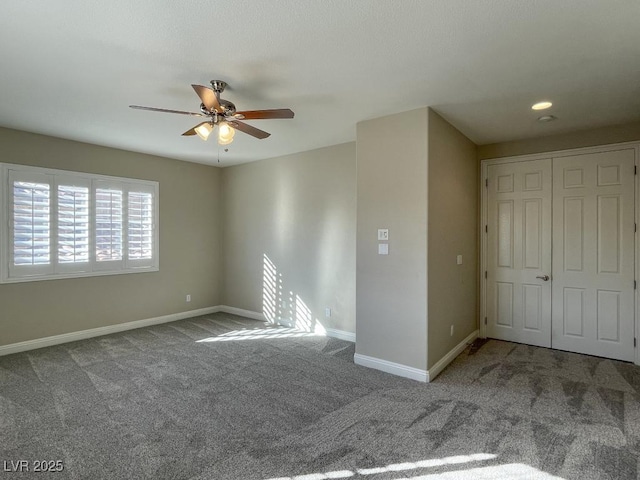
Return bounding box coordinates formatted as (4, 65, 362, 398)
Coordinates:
(191, 85, 222, 112)
(182, 121, 210, 136)
(129, 105, 204, 116)
(231, 121, 271, 139)
(234, 109, 294, 120)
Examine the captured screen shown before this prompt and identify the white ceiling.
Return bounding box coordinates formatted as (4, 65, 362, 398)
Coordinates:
(1, 1, 639, 166)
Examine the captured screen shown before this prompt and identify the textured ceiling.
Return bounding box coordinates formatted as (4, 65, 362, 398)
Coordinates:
(1, 1, 639, 166)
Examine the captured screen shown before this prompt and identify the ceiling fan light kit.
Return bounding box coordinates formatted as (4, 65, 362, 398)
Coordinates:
(217, 123, 235, 145)
(130, 79, 294, 148)
(194, 122, 214, 141)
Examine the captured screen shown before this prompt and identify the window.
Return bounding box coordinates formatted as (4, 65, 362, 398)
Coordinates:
(1, 164, 158, 283)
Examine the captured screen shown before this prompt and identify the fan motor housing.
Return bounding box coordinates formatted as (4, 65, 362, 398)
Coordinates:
(200, 100, 236, 116)
(219, 99, 236, 115)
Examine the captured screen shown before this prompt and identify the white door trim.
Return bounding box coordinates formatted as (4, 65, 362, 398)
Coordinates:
(480, 141, 640, 366)
(480, 160, 489, 340)
(635, 143, 640, 366)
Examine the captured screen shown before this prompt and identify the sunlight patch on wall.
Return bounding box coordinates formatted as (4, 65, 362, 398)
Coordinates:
(263, 254, 278, 322)
(262, 253, 326, 334)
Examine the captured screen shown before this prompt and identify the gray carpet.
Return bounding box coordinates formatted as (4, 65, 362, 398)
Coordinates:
(1, 313, 639, 479)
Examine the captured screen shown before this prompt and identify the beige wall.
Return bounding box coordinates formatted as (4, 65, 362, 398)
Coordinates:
(356, 108, 429, 371)
(0, 127, 222, 346)
(221, 142, 357, 333)
(478, 121, 640, 160)
(427, 110, 478, 368)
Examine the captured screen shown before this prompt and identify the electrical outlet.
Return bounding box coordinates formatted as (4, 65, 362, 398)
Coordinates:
(450, 325, 454, 336)
(325, 307, 331, 318)
(186, 294, 191, 302)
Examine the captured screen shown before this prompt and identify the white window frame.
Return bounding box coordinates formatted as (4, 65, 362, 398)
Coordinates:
(0, 163, 159, 283)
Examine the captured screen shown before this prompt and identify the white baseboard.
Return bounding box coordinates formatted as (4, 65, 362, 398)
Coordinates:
(354, 353, 428, 382)
(426, 329, 478, 382)
(0, 305, 358, 357)
(217, 305, 266, 321)
(353, 329, 478, 383)
(0, 306, 221, 357)
(325, 328, 356, 343)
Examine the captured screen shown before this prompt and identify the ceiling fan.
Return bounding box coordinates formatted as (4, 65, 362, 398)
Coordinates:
(130, 80, 294, 145)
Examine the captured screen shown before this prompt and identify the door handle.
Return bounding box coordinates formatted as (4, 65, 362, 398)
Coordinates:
(536, 275, 550, 281)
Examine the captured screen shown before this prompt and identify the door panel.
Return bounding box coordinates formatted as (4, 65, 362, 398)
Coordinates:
(523, 284, 542, 330)
(551, 149, 635, 361)
(523, 199, 542, 268)
(487, 159, 552, 347)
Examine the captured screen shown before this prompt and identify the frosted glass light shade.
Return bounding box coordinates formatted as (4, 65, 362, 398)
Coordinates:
(195, 123, 213, 140)
(218, 123, 235, 145)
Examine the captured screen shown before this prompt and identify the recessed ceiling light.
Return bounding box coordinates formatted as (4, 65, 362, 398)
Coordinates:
(537, 115, 557, 122)
(532, 101, 553, 110)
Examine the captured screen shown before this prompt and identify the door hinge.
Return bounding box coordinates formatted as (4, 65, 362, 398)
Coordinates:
(485, 271, 488, 279)
(636, 223, 637, 233)
(485, 225, 488, 233)
(635, 338, 637, 348)
(485, 178, 488, 188)
(484, 317, 487, 325)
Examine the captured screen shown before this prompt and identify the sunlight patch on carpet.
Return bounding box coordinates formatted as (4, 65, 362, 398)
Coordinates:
(264, 453, 499, 480)
(196, 327, 325, 343)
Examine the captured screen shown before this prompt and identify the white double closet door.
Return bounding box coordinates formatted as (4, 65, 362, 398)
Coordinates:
(486, 149, 636, 361)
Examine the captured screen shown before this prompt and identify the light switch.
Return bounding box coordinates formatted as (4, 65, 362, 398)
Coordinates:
(378, 243, 389, 255)
(377, 229, 389, 241)
(456, 255, 463, 265)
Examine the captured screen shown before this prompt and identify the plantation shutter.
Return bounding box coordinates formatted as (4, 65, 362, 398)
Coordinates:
(94, 181, 124, 270)
(1, 164, 158, 283)
(56, 176, 91, 273)
(8, 170, 53, 277)
(127, 187, 155, 268)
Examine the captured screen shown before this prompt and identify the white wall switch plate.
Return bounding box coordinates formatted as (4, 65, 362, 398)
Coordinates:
(325, 307, 331, 318)
(377, 229, 389, 241)
(186, 294, 191, 302)
(378, 243, 389, 255)
(456, 255, 463, 265)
